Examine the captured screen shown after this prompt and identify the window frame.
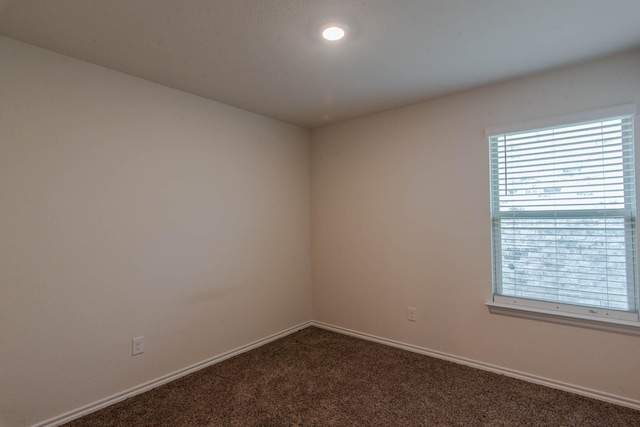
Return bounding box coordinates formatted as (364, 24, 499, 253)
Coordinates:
(486, 104, 640, 333)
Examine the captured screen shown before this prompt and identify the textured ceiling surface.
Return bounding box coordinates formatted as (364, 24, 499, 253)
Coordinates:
(1, 0, 640, 128)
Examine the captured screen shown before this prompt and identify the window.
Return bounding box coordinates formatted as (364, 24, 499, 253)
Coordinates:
(488, 104, 639, 326)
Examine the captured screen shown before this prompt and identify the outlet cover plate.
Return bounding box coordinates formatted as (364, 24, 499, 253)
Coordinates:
(132, 336, 144, 355)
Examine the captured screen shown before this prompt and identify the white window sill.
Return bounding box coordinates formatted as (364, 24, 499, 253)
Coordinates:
(486, 301, 640, 336)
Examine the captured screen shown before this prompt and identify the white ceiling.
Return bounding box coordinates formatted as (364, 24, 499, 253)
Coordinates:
(1, 0, 639, 128)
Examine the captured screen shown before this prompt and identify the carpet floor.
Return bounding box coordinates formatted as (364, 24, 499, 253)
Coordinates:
(64, 326, 640, 426)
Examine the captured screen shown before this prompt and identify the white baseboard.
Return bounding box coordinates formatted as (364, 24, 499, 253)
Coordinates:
(34, 321, 312, 427)
(34, 319, 640, 426)
(310, 320, 640, 411)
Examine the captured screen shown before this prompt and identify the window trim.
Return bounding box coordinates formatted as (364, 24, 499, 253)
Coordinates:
(487, 103, 640, 330)
(486, 300, 640, 336)
(485, 104, 637, 138)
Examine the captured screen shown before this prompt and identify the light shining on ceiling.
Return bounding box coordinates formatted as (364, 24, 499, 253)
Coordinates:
(321, 25, 346, 41)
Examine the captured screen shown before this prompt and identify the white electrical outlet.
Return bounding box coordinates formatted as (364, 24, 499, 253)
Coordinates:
(407, 307, 417, 322)
(132, 336, 144, 356)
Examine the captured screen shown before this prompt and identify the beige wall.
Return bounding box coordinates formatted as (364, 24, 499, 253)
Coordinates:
(2, 33, 640, 426)
(0, 37, 311, 427)
(312, 49, 640, 402)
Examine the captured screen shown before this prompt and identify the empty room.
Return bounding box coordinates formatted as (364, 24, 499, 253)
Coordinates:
(1, 1, 640, 426)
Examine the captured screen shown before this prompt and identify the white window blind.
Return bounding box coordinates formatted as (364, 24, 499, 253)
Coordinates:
(489, 110, 638, 321)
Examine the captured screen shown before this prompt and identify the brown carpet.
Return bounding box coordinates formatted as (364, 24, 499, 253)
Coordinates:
(64, 326, 640, 426)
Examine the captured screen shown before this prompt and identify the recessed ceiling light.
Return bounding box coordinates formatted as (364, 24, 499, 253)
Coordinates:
(321, 25, 346, 41)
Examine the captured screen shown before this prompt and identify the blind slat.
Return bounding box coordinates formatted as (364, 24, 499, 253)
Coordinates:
(489, 113, 637, 315)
